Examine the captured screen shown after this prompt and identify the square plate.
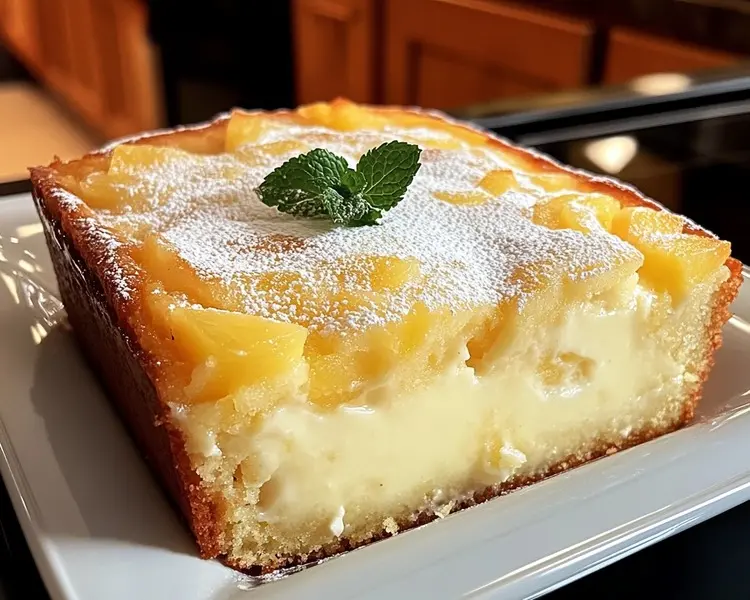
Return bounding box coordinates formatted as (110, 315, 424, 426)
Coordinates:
(2, 193, 750, 600)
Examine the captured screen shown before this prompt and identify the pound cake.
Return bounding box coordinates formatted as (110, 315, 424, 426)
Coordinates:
(29, 99, 742, 573)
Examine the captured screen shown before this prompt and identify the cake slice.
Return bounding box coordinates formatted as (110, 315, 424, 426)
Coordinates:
(29, 99, 742, 573)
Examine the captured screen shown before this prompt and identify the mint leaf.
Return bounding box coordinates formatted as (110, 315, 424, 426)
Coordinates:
(254, 141, 421, 227)
(320, 189, 374, 225)
(255, 148, 349, 217)
(340, 169, 367, 195)
(357, 141, 422, 209)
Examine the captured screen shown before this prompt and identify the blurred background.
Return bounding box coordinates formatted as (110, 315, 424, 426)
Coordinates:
(1, 0, 750, 254)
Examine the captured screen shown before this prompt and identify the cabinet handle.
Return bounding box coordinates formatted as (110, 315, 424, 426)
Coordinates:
(309, 0, 359, 22)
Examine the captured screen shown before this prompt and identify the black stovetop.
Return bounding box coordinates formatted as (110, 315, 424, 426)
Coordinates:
(468, 66, 750, 265)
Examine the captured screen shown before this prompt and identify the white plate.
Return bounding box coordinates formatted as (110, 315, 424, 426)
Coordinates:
(2, 192, 750, 600)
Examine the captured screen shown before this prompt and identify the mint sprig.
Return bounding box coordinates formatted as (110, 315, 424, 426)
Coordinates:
(254, 141, 421, 227)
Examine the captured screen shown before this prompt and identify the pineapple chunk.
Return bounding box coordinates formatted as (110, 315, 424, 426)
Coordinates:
(479, 169, 519, 196)
(611, 207, 730, 301)
(632, 235, 729, 301)
(334, 256, 421, 292)
(560, 194, 620, 233)
(225, 112, 268, 151)
(637, 236, 730, 302)
(81, 144, 245, 213)
(299, 100, 388, 131)
(138, 236, 224, 310)
(533, 193, 620, 233)
(366, 256, 421, 291)
(166, 304, 308, 403)
(306, 302, 473, 407)
(78, 171, 132, 211)
(433, 190, 491, 206)
(611, 206, 683, 240)
(530, 172, 579, 193)
(565, 249, 643, 300)
(402, 133, 464, 150)
(78, 144, 185, 211)
(109, 144, 185, 173)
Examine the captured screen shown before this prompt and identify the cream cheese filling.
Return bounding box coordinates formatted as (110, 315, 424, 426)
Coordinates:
(175, 268, 727, 542)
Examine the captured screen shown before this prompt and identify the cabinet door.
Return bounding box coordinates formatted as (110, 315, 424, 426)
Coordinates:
(293, 0, 378, 104)
(62, 0, 105, 127)
(90, 0, 161, 139)
(0, 0, 40, 68)
(33, 0, 104, 130)
(604, 28, 739, 86)
(384, 0, 593, 109)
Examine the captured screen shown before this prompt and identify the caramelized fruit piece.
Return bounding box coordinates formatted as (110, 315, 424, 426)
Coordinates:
(641, 236, 731, 302)
(402, 134, 464, 150)
(165, 304, 308, 403)
(362, 256, 421, 292)
(479, 169, 519, 196)
(565, 249, 643, 300)
(225, 112, 268, 151)
(299, 100, 388, 131)
(109, 144, 185, 173)
(433, 190, 490, 206)
(560, 195, 620, 233)
(79, 144, 187, 211)
(78, 171, 132, 210)
(534, 193, 620, 233)
(611, 206, 683, 239)
(307, 303, 475, 407)
(138, 236, 225, 310)
(80, 144, 245, 213)
(611, 207, 730, 301)
(530, 172, 579, 193)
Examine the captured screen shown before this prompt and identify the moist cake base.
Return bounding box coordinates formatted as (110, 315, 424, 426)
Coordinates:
(233, 419, 687, 575)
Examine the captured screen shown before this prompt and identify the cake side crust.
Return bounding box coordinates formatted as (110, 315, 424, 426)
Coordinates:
(30, 172, 225, 559)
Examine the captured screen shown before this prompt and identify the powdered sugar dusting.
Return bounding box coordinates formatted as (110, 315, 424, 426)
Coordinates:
(50, 187, 137, 302)
(82, 118, 640, 333)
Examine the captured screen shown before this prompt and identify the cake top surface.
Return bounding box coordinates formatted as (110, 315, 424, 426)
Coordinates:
(55, 102, 645, 335)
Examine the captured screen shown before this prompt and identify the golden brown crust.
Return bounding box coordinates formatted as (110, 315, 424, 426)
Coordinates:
(28, 100, 744, 571)
(29, 171, 224, 559)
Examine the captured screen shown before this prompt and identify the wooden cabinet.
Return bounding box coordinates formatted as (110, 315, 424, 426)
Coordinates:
(0, 0, 162, 140)
(292, 0, 595, 110)
(384, 0, 594, 109)
(293, 0, 379, 105)
(88, 0, 162, 139)
(604, 28, 739, 86)
(0, 0, 40, 69)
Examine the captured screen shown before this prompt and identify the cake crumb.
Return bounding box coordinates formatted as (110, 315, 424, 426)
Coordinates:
(330, 506, 345, 537)
(383, 517, 399, 535)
